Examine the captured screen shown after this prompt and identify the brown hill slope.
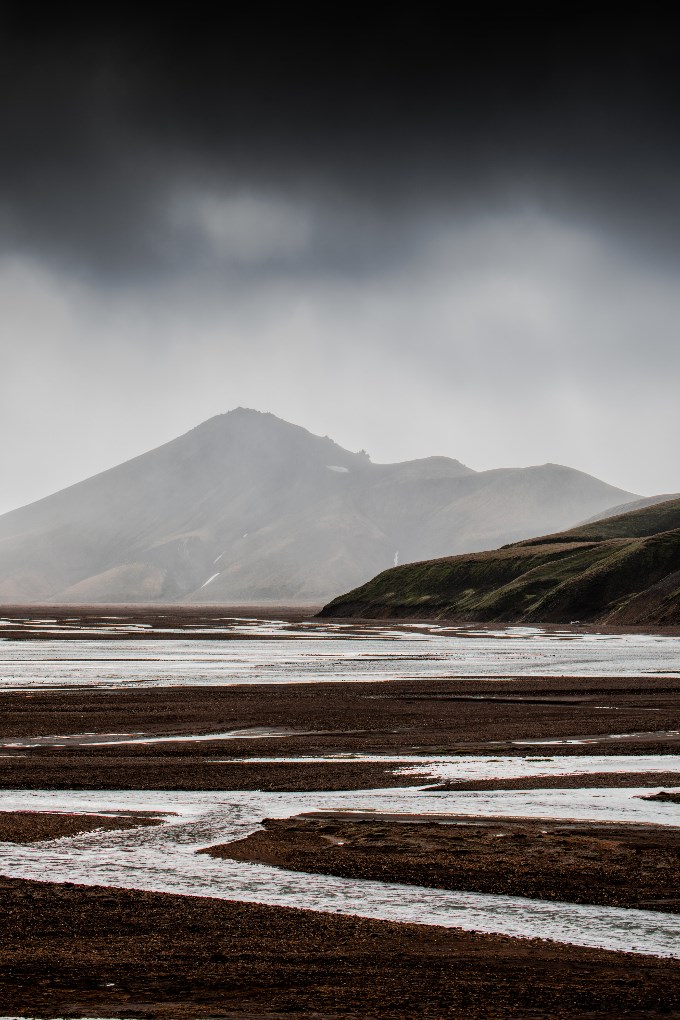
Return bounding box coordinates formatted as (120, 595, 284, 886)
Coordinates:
(319, 497, 680, 625)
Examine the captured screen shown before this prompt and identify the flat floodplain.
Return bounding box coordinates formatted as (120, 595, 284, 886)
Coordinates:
(1, 611, 680, 690)
(1, 608, 680, 1018)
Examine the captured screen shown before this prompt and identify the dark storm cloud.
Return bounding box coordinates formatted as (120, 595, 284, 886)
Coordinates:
(1, 5, 679, 277)
(2, 4, 680, 514)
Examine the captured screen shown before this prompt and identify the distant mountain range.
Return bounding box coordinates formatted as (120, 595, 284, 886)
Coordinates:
(320, 497, 680, 626)
(0, 408, 638, 604)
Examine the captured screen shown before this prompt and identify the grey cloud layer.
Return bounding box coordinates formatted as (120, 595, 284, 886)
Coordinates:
(1, 208, 678, 513)
(1, 8, 678, 514)
(1, 8, 679, 276)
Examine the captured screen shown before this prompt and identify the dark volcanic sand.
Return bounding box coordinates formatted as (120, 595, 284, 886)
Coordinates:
(2, 755, 680, 793)
(0, 603, 318, 637)
(3, 679, 680, 749)
(0, 810, 162, 842)
(1, 676, 680, 791)
(1, 877, 679, 1019)
(207, 814, 680, 913)
(642, 789, 680, 803)
(431, 772, 680, 791)
(2, 613, 680, 1017)
(0, 755, 422, 791)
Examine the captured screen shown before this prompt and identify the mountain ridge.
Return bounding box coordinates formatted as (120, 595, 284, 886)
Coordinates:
(0, 408, 638, 604)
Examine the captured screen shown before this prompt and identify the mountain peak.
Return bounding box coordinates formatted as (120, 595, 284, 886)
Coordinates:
(0, 411, 637, 604)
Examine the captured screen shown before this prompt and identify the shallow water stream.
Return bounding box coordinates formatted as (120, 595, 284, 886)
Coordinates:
(2, 620, 680, 962)
(1, 622, 679, 689)
(1, 783, 679, 958)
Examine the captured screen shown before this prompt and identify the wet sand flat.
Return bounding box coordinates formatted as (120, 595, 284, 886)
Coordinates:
(1, 876, 680, 1019)
(208, 813, 680, 913)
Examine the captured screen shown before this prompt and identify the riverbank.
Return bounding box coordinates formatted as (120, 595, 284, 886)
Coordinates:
(207, 812, 680, 912)
(2, 614, 680, 1016)
(2, 674, 680, 793)
(1, 876, 679, 1018)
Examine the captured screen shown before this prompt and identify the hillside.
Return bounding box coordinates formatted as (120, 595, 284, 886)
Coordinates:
(0, 408, 636, 604)
(580, 492, 680, 525)
(319, 497, 680, 626)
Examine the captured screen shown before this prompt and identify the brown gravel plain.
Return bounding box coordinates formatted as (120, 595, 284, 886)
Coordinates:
(1, 608, 680, 1017)
(1, 876, 680, 1019)
(0, 810, 162, 842)
(1, 673, 680, 792)
(208, 812, 680, 912)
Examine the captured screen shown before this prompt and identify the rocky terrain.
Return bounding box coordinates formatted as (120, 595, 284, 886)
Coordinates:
(0, 810, 161, 842)
(2, 609, 680, 1017)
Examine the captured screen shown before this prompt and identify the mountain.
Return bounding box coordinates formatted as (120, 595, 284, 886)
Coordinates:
(319, 497, 680, 626)
(0, 408, 636, 604)
(579, 492, 680, 525)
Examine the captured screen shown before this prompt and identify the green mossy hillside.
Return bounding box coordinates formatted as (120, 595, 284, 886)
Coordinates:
(320, 497, 680, 625)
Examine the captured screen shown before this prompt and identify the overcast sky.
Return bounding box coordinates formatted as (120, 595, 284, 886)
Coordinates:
(1, 6, 679, 514)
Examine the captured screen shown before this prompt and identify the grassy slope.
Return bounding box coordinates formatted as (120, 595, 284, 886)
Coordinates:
(319, 497, 680, 625)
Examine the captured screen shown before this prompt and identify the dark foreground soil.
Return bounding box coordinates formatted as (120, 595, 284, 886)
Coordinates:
(431, 772, 680, 791)
(0, 755, 422, 791)
(1, 611, 679, 1017)
(1, 876, 679, 1019)
(0, 810, 163, 842)
(207, 813, 680, 913)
